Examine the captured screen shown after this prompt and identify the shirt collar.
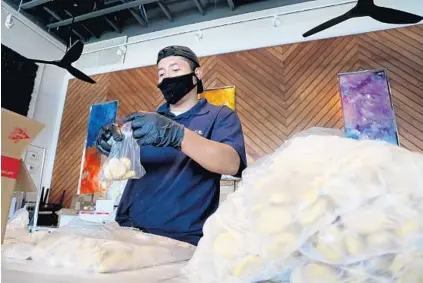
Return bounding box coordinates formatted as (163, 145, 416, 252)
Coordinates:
(157, 98, 210, 119)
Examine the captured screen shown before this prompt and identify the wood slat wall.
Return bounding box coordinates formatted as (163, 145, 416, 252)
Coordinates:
(50, 25, 423, 206)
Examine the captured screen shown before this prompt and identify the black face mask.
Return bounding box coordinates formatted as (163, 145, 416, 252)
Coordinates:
(158, 73, 198, 105)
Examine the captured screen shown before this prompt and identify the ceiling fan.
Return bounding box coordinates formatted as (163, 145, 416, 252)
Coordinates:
(27, 40, 96, 84)
(303, 0, 423, 38)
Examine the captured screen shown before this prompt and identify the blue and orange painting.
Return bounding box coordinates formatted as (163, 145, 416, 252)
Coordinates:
(80, 101, 118, 194)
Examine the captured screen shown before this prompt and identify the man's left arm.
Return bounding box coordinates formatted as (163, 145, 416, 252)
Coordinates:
(181, 108, 247, 176)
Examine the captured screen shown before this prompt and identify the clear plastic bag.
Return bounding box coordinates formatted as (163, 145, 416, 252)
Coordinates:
(99, 123, 145, 182)
(301, 194, 423, 265)
(386, 250, 423, 282)
(6, 205, 29, 231)
(2, 206, 50, 260)
(287, 252, 423, 283)
(184, 127, 423, 283)
(288, 258, 394, 283)
(5, 218, 195, 273)
(290, 127, 345, 139)
(105, 179, 128, 206)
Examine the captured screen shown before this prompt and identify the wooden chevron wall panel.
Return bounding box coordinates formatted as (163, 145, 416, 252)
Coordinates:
(50, 25, 423, 206)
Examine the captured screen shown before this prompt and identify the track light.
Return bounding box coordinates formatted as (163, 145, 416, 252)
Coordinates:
(116, 45, 127, 56)
(272, 15, 281, 27)
(5, 13, 14, 29)
(195, 29, 203, 42)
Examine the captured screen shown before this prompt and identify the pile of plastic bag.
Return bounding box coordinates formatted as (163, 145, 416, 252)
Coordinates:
(2, 214, 196, 273)
(29, 220, 196, 273)
(185, 128, 423, 283)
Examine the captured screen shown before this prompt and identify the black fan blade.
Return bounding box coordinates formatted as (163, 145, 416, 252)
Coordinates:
(66, 65, 96, 84)
(370, 6, 423, 24)
(30, 58, 94, 84)
(29, 59, 59, 65)
(27, 41, 93, 84)
(303, 12, 353, 38)
(61, 40, 84, 65)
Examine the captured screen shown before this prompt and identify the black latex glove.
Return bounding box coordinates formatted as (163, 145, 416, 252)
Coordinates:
(95, 123, 124, 156)
(119, 112, 185, 149)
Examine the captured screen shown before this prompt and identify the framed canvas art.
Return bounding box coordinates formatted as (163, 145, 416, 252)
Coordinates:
(78, 101, 118, 194)
(338, 69, 399, 146)
(199, 86, 236, 110)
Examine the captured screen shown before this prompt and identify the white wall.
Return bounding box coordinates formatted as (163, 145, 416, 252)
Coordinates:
(77, 0, 423, 75)
(1, 3, 67, 189)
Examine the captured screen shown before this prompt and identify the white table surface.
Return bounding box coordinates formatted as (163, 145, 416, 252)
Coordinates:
(2, 259, 189, 283)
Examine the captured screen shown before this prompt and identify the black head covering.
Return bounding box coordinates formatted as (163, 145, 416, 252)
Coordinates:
(157, 45, 199, 67)
(157, 46, 203, 93)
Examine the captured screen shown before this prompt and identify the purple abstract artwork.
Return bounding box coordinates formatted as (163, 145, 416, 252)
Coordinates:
(338, 70, 399, 146)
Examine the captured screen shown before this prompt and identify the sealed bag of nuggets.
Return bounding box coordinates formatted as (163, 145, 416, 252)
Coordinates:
(100, 122, 146, 181)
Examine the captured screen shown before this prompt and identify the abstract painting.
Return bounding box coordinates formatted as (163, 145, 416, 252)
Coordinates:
(79, 101, 118, 194)
(199, 86, 236, 110)
(338, 70, 399, 146)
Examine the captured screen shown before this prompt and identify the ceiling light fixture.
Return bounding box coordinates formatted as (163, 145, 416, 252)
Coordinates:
(5, 13, 14, 29)
(195, 29, 203, 42)
(116, 45, 127, 56)
(272, 15, 282, 27)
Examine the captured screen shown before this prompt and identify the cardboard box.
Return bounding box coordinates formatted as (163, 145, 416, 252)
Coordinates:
(1, 108, 44, 243)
